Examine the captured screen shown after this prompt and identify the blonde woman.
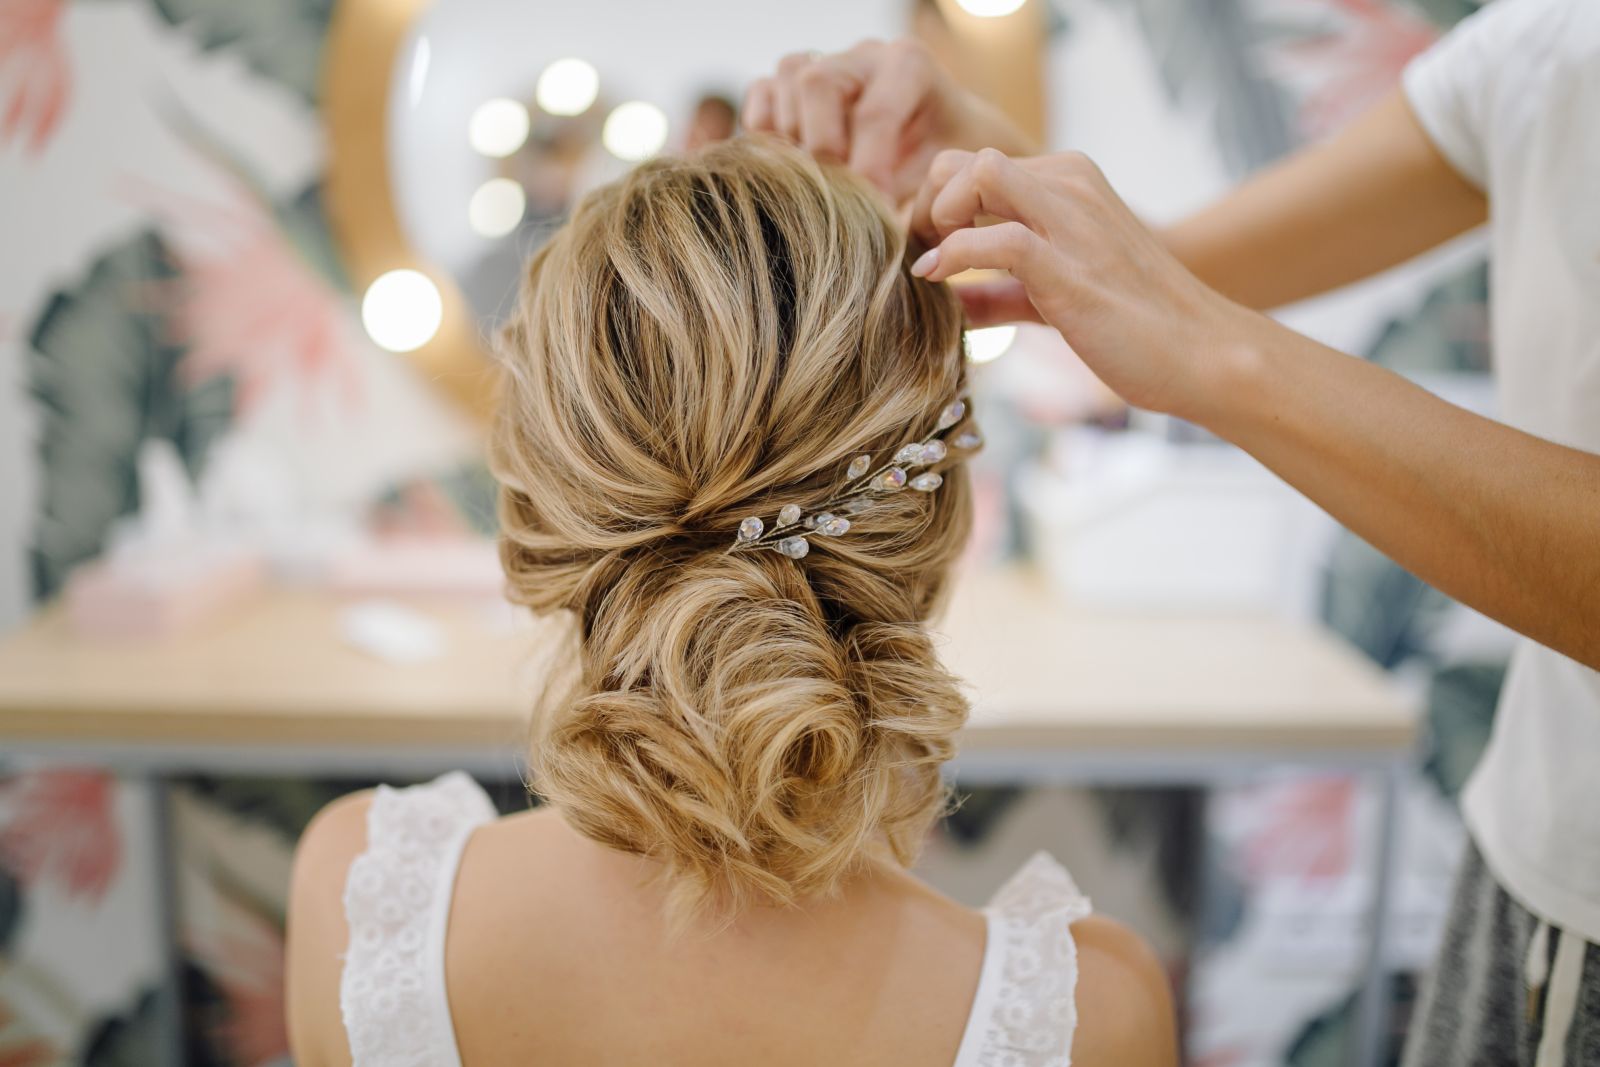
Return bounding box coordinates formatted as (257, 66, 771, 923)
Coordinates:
(284, 137, 1175, 1067)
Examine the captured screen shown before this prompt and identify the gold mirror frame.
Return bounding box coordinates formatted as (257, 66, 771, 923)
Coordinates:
(322, 0, 497, 423)
(320, 0, 1045, 427)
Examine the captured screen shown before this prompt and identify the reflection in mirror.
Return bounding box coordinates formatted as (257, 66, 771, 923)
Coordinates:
(389, 0, 907, 331)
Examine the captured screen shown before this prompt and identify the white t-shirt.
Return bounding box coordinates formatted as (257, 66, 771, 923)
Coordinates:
(1403, 0, 1600, 941)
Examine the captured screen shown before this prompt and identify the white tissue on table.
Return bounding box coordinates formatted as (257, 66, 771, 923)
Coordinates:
(102, 436, 364, 585)
(196, 435, 362, 582)
(339, 600, 445, 663)
(99, 440, 255, 587)
(102, 437, 492, 597)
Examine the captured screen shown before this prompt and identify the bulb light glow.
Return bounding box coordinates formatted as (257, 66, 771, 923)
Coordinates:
(602, 101, 669, 161)
(954, 0, 1028, 15)
(536, 57, 599, 116)
(362, 270, 443, 353)
(965, 325, 1018, 363)
(468, 98, 530, 158)
(468, 178, 527, 238)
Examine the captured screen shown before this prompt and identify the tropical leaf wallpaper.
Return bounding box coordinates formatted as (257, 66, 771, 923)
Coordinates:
(1, 0, 478, 1060)
(0, 0, 1497, 1064)
(144, 0, 334, 104)
(29, 231, 236, 598)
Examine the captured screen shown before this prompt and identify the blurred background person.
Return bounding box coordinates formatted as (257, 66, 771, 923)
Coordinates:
(685, 91, 739, 151)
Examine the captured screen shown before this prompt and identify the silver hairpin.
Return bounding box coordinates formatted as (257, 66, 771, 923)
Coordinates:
(729, 398, 982, 559)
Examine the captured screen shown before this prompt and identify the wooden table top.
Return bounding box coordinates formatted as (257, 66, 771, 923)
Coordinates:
(0, 567, 1415, 755)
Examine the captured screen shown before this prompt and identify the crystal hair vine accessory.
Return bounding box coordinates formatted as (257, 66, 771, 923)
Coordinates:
(729, 398, 983, 560)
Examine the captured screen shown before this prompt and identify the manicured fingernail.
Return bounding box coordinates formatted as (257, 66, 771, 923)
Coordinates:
(911, 248, 939, 278)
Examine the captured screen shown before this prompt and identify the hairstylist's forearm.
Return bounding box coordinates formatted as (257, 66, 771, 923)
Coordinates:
(1196, 311, 1600, 667)
(1162, 92, 1488, 310)
(911, 150, 1597, 666)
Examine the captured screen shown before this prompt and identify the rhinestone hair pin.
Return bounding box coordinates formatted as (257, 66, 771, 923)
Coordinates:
(729, 398, 984, 560)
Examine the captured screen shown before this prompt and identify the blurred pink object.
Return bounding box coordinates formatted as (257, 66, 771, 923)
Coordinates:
(65, 548, 264, 639)
(0, 0, 69, 155)
(0, 1002, 59, 1067)
(0, 768, 120, 905)
(127, 172, 361, 417)
(1236, 776, 1358, 885)
(326, 538, 504, 599)
(189, 913, 290, 1065)
(1272, 0, 1438, 139)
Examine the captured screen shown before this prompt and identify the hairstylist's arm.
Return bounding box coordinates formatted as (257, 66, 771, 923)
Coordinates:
(742, 39, 1035, 202)
(1167, 91, 1487, 309)
(954, 90, 1488, 325)
(910, 149, 1600, 668)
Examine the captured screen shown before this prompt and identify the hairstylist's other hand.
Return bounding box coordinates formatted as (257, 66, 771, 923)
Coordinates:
(910, 150, 1249, 419)
(742, 40, 1035, 203)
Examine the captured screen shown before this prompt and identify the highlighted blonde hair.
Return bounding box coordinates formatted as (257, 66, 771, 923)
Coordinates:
(493, 136, 971, 916)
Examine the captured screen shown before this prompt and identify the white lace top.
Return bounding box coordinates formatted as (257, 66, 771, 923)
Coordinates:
(341, 773, 1094, 1067)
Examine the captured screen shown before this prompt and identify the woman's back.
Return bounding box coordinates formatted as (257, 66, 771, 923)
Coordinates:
(287, 136, 1175, 1065)
(288, 775, 1174, 1067)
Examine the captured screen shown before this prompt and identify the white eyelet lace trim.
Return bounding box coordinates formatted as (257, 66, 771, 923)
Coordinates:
(339, 781, 1087, 1067)
(966, 851, 1094, 1067)
(341, 772, 496, 1067)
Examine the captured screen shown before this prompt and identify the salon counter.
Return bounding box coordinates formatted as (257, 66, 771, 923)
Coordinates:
(0, 565, 1414, 776)
(0, 565, 1415, 1067)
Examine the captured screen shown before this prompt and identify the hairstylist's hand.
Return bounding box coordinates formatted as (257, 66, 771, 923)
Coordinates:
(742, 40, 1035, 203)
(910, 149, 1250, 419)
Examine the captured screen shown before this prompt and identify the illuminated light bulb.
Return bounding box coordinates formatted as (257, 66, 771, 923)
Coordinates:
(602, 101, 669, 162)
(362, 270, 443, 353)
(468, 178, 526, 238)
(965, 325, 1018, 363)
(468, 98, 530, 158)
(954, 0, 1027, 15)
(536, 57, 599, 116)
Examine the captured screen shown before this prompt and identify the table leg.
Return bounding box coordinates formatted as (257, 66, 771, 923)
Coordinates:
(144, 777, 188, 1067)
(1351, 760, 1403, 1067)
(1182, 786, 1215, 1057)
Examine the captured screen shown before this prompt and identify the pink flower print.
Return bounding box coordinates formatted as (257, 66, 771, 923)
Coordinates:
(370, 480, 476, 540)
(0, 1003, 56, 1067)
(190, 912, 290, 1066)
(1273, 0, 1438, 139)
(0, 1041, 56, 1067)
(0, 769, 122, 906)
(0, 0, 69, 155)
(1190, 1046, 1252, 1067)
(0, 1003, 57, 1067)
(1237, 776, 1357, 884)
(127, 176, 363, 417)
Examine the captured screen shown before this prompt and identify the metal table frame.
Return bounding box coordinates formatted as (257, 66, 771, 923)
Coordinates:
(9, 736, 1407, 1067)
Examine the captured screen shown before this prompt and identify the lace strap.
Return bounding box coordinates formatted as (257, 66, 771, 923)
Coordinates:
(989, 851, 1093, 926)
(340, 772, 496, 1067)
(961, 851, 1093, 1067)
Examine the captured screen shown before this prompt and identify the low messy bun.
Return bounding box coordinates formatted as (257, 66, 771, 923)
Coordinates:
(493, 137, 972, 915)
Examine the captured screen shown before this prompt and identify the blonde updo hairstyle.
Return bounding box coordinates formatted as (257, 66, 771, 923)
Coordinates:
(493, 136, 973, 917)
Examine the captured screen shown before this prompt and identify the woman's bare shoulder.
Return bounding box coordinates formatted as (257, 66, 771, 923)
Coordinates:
(284, 790, 376, 1067)
(284, 790, 558, 1067)
(1070, 914, 1179, 1067)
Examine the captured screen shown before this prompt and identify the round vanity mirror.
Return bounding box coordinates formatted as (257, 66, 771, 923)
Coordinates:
(323, 0, 1043, 419)
(389, 0, 904, 330)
